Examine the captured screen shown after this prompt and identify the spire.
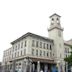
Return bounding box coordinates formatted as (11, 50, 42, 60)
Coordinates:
(48, 13, 63, 31)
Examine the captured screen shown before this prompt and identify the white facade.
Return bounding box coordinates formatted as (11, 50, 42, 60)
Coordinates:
(2, 13, 72, 72)
(3, 35, 54, 63)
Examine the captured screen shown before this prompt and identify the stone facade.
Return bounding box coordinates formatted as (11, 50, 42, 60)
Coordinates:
(2, 13, 72, 72)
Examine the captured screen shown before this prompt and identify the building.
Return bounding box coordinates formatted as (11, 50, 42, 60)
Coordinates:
(0, 62, 2, 72)
(2, 13, 72, 72)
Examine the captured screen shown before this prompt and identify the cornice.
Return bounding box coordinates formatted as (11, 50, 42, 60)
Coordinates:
(48, 27, 64, 31)
(11, 32, 54, 45)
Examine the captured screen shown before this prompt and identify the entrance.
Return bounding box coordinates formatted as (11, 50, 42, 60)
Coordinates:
(32, 62, 55, 72)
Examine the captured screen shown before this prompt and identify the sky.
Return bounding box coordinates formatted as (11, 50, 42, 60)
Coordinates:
(0, 0, 72, 61)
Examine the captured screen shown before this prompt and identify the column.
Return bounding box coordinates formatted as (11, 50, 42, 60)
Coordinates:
(22, 58, 32, 72)
(2, 64, 5, 72)
(57, 63, 60, 72)
(29, 59, 32, 72)
(12, 60, 16, 72)
(32, 63, 35, 72)
(59, 62, 65, 72)
(44, 64, 48, 72)
(22, 58, 27, 72)
(37, 61, 40, 72)
(10, 64, 12, 72)
(4, 62, 7, 72)
(22, 60, 24, 72)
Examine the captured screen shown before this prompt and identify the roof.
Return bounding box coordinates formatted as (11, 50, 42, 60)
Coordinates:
(49, 13, 61, 18)
(11, 32, 54, 45)
(64, 39, 72, 46)
(64, 41, 72, 46)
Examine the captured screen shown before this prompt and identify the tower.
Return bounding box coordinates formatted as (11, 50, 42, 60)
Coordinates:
(48, 13, 65, 72)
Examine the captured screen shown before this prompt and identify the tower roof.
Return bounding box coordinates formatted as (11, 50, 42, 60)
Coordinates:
(49, 13, 61, 18)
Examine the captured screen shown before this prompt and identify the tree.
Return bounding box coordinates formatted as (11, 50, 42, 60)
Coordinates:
(64, 46, 72, 66)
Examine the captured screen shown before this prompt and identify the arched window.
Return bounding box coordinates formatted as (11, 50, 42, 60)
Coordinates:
(57, 18, 59, 20)
(52, 18, 54, 21)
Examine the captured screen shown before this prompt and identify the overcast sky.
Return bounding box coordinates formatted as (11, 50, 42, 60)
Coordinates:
(0, 0, 72, 61)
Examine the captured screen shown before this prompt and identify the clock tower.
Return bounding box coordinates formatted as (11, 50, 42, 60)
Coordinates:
(48, 13, 65, 72)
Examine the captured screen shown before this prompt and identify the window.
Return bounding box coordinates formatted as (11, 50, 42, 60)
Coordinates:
(36, 41, 38, 47)
(40, 42, 42, 48)
(32, 40, 35, 47)
(57, 18, 60, 24)
(21, 50, 22, 56)
(65, 48, 69, 53)
(43, 43, 45, 49)
(68, 48, 69, 53)
(53, 53, 54, 56)
(47, 52, 48, 57)
(47, 44, 48, 49)
(19, 63, 21, 65)
(21, 42, 23, 48)
(24, 49, 26, 55)
(18, 44, 20, 49)
(15, 45, 17, 51)
(32, 49, 34, 56)
(25, 41, 27, 47)
(40, 50, 42, 56)
(52, 18, 54, 21)
(36, 50, 38, 56)
(51, 18, 54, 25)
(65, 48, 67, 53)
(50, 45, 52, 50)
(57, 18, 59, 20)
